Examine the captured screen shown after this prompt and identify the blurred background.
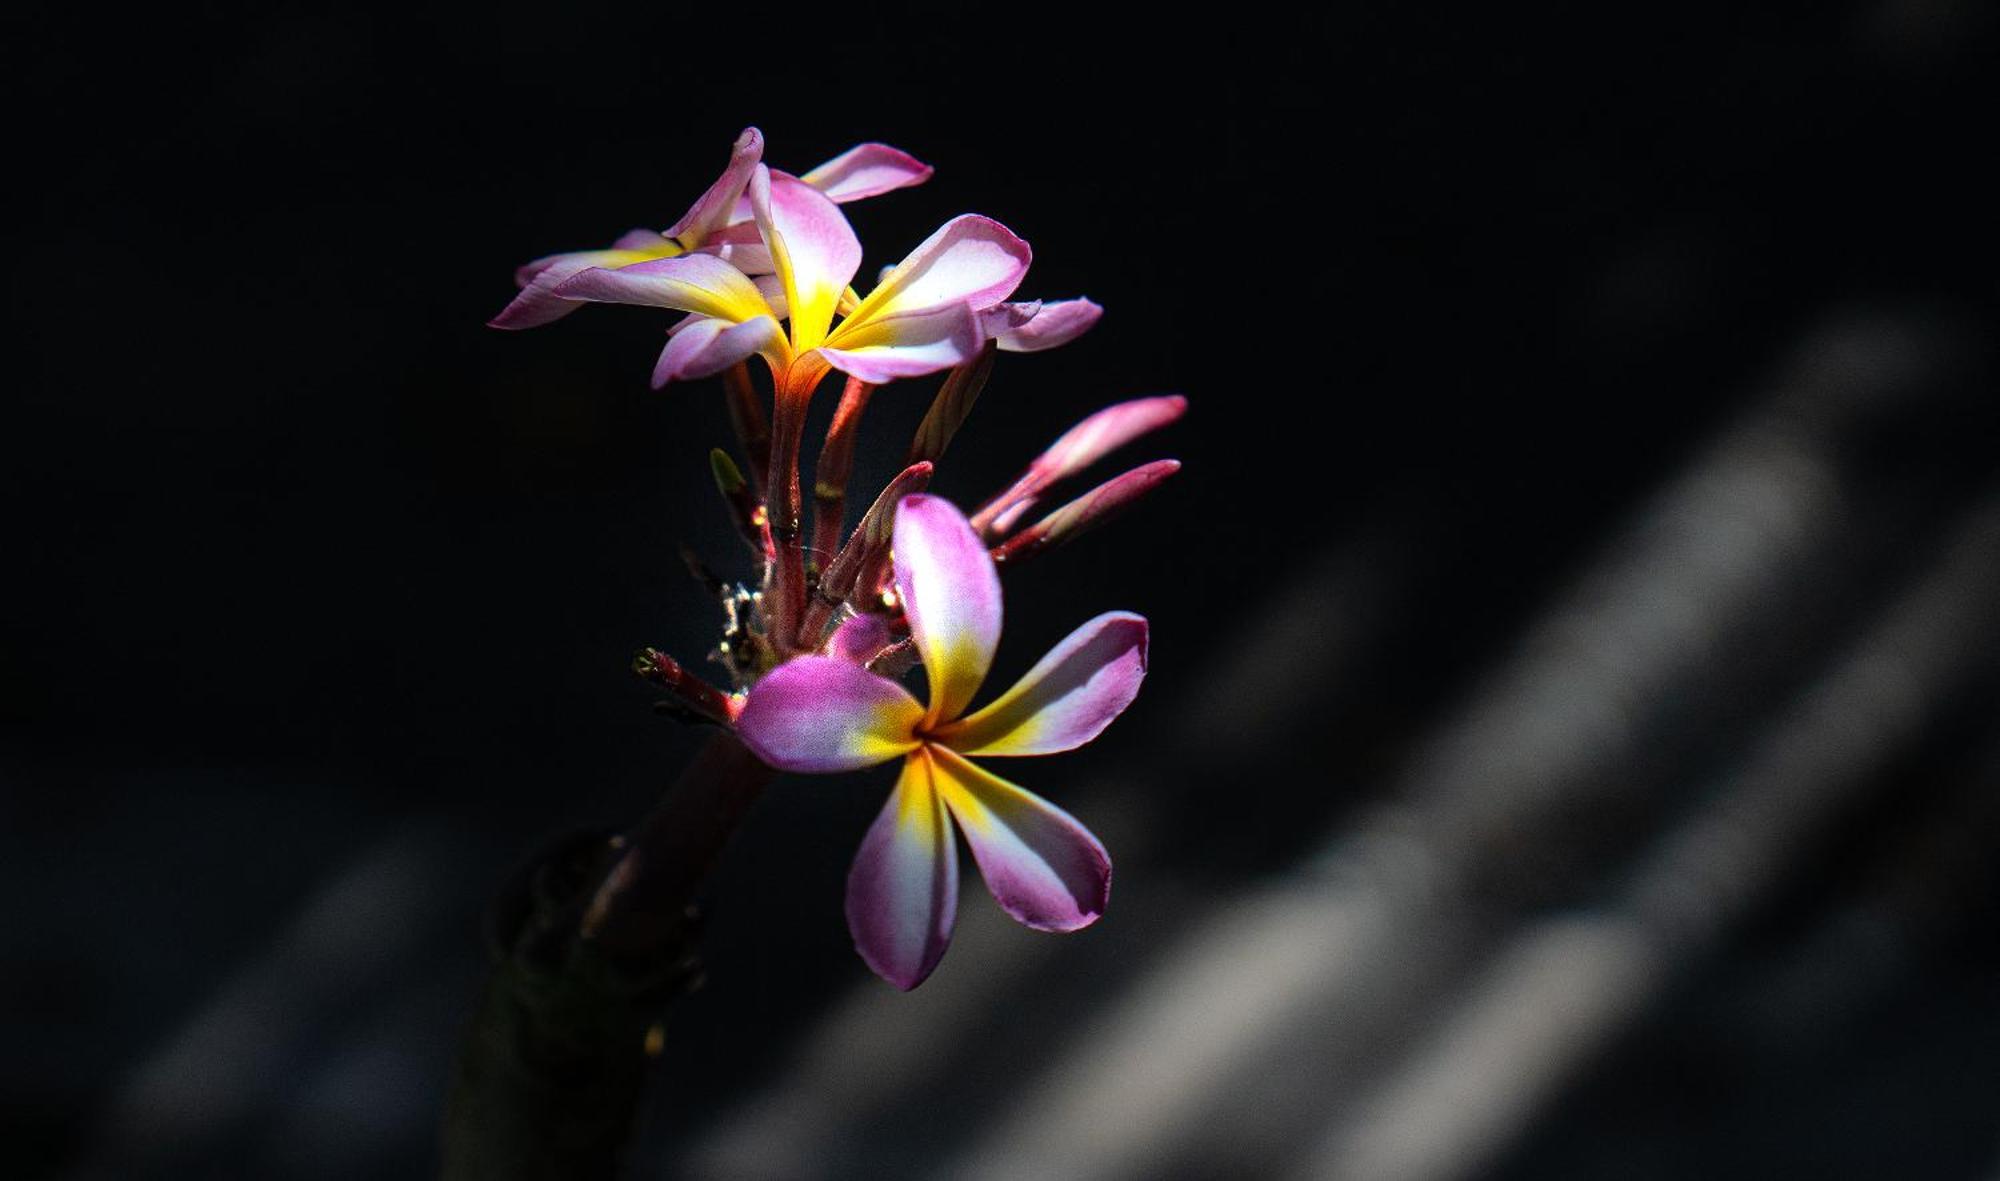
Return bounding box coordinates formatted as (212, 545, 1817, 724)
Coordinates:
(6, 4, 1999, 1178)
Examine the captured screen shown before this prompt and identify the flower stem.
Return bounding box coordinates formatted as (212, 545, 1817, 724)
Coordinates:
(809, 375, 875, 601)
(440, 732, 774, 1181)
(766, 375, 815, 656)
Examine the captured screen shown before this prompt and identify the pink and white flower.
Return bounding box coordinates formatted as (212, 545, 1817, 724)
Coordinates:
(552, 166, 1035, 391)
(489, 128, 932, 331)
(735, 496, 1147, 989)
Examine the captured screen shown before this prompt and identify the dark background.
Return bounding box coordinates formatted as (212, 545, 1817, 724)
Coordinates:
(7, 5, 1999, 1179)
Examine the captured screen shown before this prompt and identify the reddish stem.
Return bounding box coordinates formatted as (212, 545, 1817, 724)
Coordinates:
(766, 371, 819, 655)
(631, 648, 740, 727)
(809, 375, 875, 590)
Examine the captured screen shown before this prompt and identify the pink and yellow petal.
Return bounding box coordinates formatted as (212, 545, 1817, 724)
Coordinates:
(845, 215, 1032, 329)
(801, 142, 934, 203)
(490, 244, 681, 329)
(928, 746, 1109, 933)
(735, 656, 923, 773)
(815, 303, 983, 384)
(892, 495, 1002, 725)
(935, 612, 1148, 757)
(847, 751, 959, 990)
(550, 253, 777, 325)
(748, 167, 861, 352)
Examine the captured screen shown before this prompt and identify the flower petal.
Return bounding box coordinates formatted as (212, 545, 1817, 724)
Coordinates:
(979, 300, 1040, 334)
(893, 495, 1001, 724)
(935, 612, 1148, 757)
(699, 220, 775, 276)
(749, 166, 861, 351)
(929, 746, 1109, 932)
(663, 127, 764, 246)
(735, 656, 922, 772)
(652, 315, 782, 387)
(816, 303, 983, 384)
(844, 215, 1032, 329)
(989, 297, 1103, 352)
(847, 751, 959, 990)
(609, 228, 676, 253)
(802, 142, 935, 203)
(826, 612, 898, 664)
(490, 244, 680, 329)
(551, 253, 776, 325)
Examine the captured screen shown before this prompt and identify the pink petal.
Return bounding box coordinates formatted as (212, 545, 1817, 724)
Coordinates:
(610, 228, 675, 253)
(979, 300, 1040, 334)
(735, 656, 922, 773)
(988, 297, 1104, 353)
(893, 495, 1002, 725)
(972, 395, 1188, 535)
(652, 315, 782, 387)
(846, 215, 1032, 327)
(491, 245, 674, 330)
(748, 166, 861, 350)
(929, 746, 1110, 932)
(697, 220, 775, 276)
(551, 253, 775, 325)
(935, 612, 1148, 757)
(801, 142, 935, 203)
(826, 612, 898, 664)
(815, 303, 983, 384)
(847, 752, 959, 990)
(663, 127, 765, 247)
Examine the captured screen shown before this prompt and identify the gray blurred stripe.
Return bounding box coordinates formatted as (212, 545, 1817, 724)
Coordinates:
(1295, 484, 2000, 1181)
(938, 313, 1972, 1180)
(62, 824, 468, 1181)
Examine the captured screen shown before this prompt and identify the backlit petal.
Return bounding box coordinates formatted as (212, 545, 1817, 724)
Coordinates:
(749, 166, 861, 351)
(930, 746, 1109, 932)
(989, 297, 1103, 352)
(847, 751, 958, 990)
(936, 612, 1148, 757)
(816, 303, 983, 384)
(652, 315, 782, 387)
(844, 215, 1031, 330)
(664, 127, 764, 246)
(609, 228, 676, 253)
(893, 495, 1001, 724)
(551, 253, 775, 325)
(802, 142, 934, 203)
(490, 244, 679, 329)
(735, 656, 922, 772)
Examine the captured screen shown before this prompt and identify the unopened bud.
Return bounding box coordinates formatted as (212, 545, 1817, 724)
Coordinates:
(972, 395, 1187, 536)
(991, 459, 1180, 567)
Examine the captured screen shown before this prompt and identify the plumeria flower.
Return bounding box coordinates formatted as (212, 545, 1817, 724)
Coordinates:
(551, 166, 1033, 391)
(736, 495, 1148, 989)
(489, 128, 932, 331)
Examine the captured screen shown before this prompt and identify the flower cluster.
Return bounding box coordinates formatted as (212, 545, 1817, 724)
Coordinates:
(495, 127, 1182, 988)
